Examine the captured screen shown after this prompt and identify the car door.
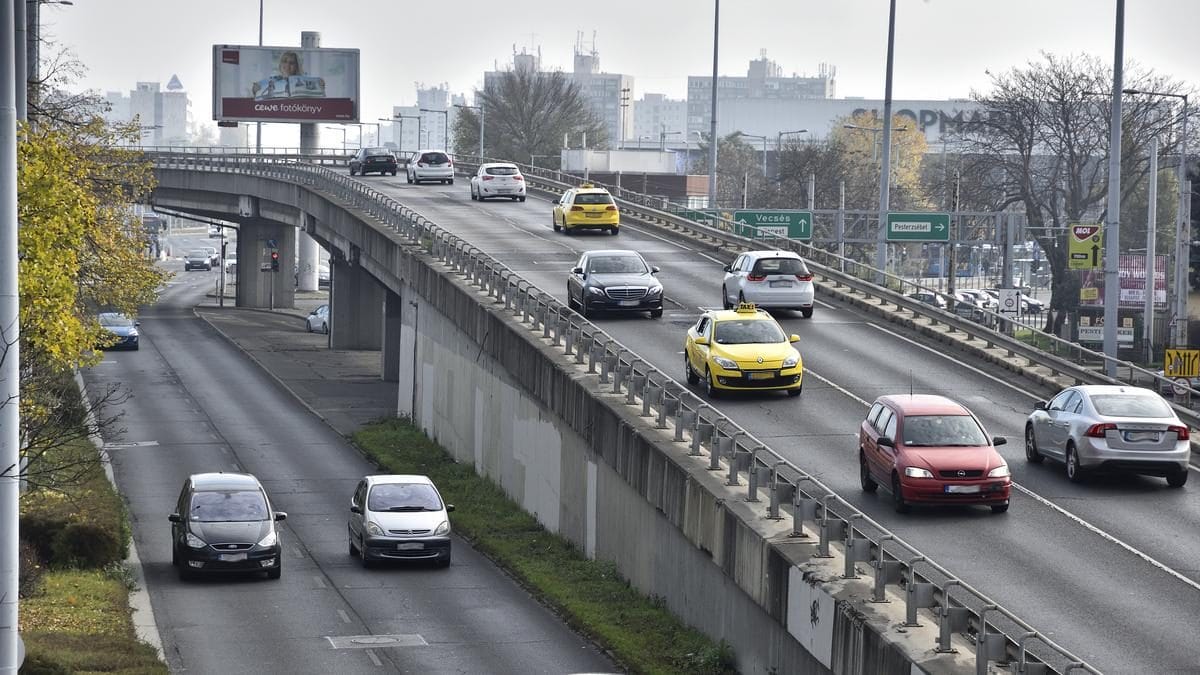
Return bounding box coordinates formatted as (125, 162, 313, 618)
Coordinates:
(1039, 390, 1079, 459)
(348, 479, 367, 542)
(860, 401, 884, 468)
(567, 253, 587, 303)
(554, 191, 571, 225)
(724, 255, 746, 303)
(687, 316, 711, 375)
(867, 406, 896, 483)
(171, 480, 190, 551)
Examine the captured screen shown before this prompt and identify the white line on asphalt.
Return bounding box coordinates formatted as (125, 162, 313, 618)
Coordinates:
(805, 369, 869, 406)
(337, 609, 351, 624)
(313, 575, 326, 589)
(365, 649, 382, 667)
(292, 546, 305, 559)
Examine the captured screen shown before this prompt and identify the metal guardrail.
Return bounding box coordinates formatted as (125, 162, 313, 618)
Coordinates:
(145, 149, 1100, 674)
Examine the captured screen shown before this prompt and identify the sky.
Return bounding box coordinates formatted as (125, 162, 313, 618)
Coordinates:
(39, 0, 1200, 146)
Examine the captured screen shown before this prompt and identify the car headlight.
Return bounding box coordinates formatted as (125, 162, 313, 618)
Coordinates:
(782, 350, 800, 369)
(904, 467, 934, 479)
(712, 356, 739, 370)
(646, 285, 663, 297)
(988, 464, 1011, 478)
(586, 287, 606, 296)
(185, 533, 207, 549)
(365, 521, 384, 536)
(257, 529, 278, 548)
(433, 520, 451, 536)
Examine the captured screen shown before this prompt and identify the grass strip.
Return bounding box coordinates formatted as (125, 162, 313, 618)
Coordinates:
(353, 417, 736, 675)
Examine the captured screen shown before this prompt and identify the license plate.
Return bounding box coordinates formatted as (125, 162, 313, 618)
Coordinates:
(218, 553, 247, 562)
(586, 212, 603, 218)
(747, 371, 775, 380)
(944, 484, 981, 494)
(618, 300, 640, 307)
(397, 542, 424, 551)
(769, 280, 793, 288)
(1124, 431, 1159, 442)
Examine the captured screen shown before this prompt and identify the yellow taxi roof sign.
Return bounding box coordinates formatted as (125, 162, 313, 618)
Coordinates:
(579, 182, 595, 189)
(735, 302, 758, 313)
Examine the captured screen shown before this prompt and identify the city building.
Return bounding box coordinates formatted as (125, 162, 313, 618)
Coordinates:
(390, 83, 464, 154)
(632, 93, 687, 149)
(103, 75, 192, 145)
(687, 52, 835, 136)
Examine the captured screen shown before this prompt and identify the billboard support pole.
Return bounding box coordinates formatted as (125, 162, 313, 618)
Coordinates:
(255, 0, 263, 153)
(296, 31, 321, 293)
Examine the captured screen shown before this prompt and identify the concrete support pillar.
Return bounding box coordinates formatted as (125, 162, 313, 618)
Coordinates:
(382, 289, 403, 382)
(398, 284, 420, 420)
(296, 213, 320, 292)
(329, 253, 383, 350)
(235, 218, 295, 309)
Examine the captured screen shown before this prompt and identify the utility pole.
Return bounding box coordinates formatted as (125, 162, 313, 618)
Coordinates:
(255, 0, 263, 153)
(875, 0, 898, 284)
(619, 87, 630, 150)
(14, 0, 26, 121)
(1102, 0, 1126, 376)
(707, 0, 720, 209)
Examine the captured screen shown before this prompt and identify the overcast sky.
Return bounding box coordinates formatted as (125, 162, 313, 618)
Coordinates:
(41, 0, 1200, 144)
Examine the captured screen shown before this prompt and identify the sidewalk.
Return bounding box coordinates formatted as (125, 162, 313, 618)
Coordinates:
(195, 293, 397, 437)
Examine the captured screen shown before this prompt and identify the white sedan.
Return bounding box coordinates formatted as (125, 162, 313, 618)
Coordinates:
(470, 163, 526, 202)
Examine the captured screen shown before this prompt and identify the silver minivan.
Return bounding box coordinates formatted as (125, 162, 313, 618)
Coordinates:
(347, 474, 454, 567)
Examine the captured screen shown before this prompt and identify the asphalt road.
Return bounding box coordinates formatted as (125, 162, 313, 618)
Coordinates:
(357, 176, 1200, 673)
(82, 236, 616, 674)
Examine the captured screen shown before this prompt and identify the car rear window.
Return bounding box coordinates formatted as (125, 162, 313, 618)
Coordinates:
(901, 415, 988, 447)
(751, 257, 809, 276)
(713, 319, 786, 345)
(1090, 393, 1173, 418)
(573, 192, 614, 205)
(485, 166, 519, 176)
(421, 152, 449, 164)
(190, 490, 269, 522)
(368, 483, 442, 512)
(366, 148, 390, 156)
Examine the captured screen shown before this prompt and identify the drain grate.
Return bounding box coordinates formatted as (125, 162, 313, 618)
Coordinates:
(325, 634, 427, 649)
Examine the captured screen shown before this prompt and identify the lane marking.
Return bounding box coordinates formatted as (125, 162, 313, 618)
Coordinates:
(805, 369, 869, 406)
(103, 440, 160, 449)
(366, 649, 382, 667)
(337, 609, 351, 624)
(863, 322, 1037, 397)
(313, 575, 327, 589)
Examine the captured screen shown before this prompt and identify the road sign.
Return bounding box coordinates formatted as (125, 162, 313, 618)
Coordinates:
(1165, 348, 1200, 378)
(732, 210, 813, 240)
(885, 212, 950, 241)
(998, 288, 1022, 318)
(1068, 224, 1103, 270)
(1173, 378, 1191, 397)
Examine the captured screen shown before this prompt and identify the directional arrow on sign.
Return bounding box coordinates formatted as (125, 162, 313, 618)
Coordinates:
(1091, 244, 1101, 267)
(934, 223, 946, 232)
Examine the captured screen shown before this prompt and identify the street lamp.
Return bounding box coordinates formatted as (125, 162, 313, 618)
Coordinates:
(659, 129, 682, 151)
(707, 0, 720, 209)
(390, 114, 420, 155)
(453, 103, 484, 159)
(1124, 87, 1190, 348)
(775, 129, 808, 178)
(637, 135, 654, 149)
(876, 0, 899, 282)
(843, 123, 907, 163)
(735, 131, 768, 179)
(419, 108, 449, 150)
(256, 0, 263, 153)
(325, 125, 347, 151)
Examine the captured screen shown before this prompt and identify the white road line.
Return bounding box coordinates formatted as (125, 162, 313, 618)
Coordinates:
(313, 575, 326, 589)
(365, 649, 382, 667)
(805, 369, 869, 406)
(337, 609, 352, 624)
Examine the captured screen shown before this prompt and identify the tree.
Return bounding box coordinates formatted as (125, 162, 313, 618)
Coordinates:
(452, 66, 607, 164)
(960, 53, 1188, 334)
(691, 133, 765, 208)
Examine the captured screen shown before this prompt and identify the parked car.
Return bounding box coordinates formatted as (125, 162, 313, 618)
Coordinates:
(169, 472, 286, 580)
(470, 162, 526, 201)
(224, 256, 238, 276)
(1025, 385, 1190, 487)
(98, 312, 139, 351)
(906, 291, 947, 310)
(347, 474, 454, 568)
(305, 304, 329, 334)
(951, 290, 989, 325)
(566, 249, 663, 318)
(552, 184, 620, 235)
(956, 288, 997, 312)
(721, 250, 815, 318)
(184, 249, 212, 271)
(684, 302, 803, 398)
(349, 147, 398, 176)
(859, 394, 1011, 513)
(405, 150, 454, 184)
(983, 288, 1044, 314)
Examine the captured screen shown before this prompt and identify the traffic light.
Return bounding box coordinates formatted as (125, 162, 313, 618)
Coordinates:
(270, 249, 279, 272)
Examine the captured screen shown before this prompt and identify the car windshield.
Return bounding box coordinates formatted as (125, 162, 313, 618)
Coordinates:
(751, 257, 809, 275)
(901, 415, 988, 447)
(587, 255, 647, 274)
(189, 490, 269, 522)
(574, 192, 614, 205)
(187, 250, 207, 258)
(713, 319, 786, 344)
(485, 166, 519, 175)
(367, 483, 442, 512)
(1090, 393, 1174, 418)
(99, 314, 133, 327)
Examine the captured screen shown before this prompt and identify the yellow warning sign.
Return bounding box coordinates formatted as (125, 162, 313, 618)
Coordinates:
(1068, 224, 1103, 270)
(1080, 287, 1099, 302)
(1165, 349, 1200, 378)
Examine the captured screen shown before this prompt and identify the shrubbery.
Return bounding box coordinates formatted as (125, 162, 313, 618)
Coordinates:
(20, 459, 128, 570)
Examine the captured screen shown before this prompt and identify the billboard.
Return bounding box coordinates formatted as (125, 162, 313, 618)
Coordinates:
(1079, 254, 1168, 309)
(212, 45, 359, 123)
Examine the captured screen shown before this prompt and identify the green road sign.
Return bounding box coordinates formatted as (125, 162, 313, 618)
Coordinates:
(886, 212, 951, 242)
(732, 210, 813, 240)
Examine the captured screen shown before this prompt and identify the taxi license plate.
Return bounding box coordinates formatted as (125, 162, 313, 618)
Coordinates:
(747, 371, 775, 380)
(769, 280, 793, 288)
(618, 300, 640, 307)
(218, 553, 247, 562)
(397, 542, 424, 550)
(944, 484, 981, 494)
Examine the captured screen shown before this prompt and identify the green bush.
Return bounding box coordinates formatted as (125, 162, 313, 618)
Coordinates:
(17, 651, 72, 675)
(18, 539, 44, 599)
(51, 520, 126, 569)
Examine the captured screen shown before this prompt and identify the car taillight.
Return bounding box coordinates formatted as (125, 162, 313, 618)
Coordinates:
(605, 205, 617, 211)
(747, 274, 766, 282)
(513, 175, 524, 181)
(1169, 425, 1190, 440)
(571, 205, 584, 211)
(482, 175, 494, 181)
(1084, 423, 1117, 438)
(795, 274, 813, 281)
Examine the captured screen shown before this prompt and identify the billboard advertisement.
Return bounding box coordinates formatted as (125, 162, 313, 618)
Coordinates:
(1079, 254, 1168, 309)
(212, 45, 359, 123)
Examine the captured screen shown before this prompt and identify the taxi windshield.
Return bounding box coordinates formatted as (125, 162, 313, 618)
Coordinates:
(713, 319, 785, 344)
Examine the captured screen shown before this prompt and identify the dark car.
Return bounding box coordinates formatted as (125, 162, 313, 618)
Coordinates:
(169, 472, 287, 580)
(98, 312, 140, 351)
(566, 249, 663, 319)
(349, 147, 398, 176)
(906, 291, 948, 310)
(184, 249, 212, 271)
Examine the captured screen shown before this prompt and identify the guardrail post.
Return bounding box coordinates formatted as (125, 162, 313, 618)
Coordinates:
(540, 306, 551, 337)
(588, 339, 603, 373)
(675, 407, 696, 442)
(747, 452, 769, 502)
(574, 330, 587, 364)
(563, 326, 574, 355)
(614, 358, 631, 394)
(642, 381, 660, 417)
(599, 349, 614, 384)
(975, 606, 1006, 675)
(843, 515, 870, 579)
(901, 556, 930, 626)
(726, 442, 748, 485)
(693, 422, 714, 458)
(936, 580, 968, 653)
(871, 536, 903, 602)
(767, 462, 793, 518)
(627, 371, 645, 405)
(816, 496, 845, 557)
(1015, 633, 1052, 675)
(791, 477, 818, 536)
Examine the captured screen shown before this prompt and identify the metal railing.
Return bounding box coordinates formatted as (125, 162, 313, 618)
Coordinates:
(144, 149, 1100, 674)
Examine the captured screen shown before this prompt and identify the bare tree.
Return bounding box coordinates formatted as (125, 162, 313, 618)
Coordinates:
(691, 133, 764, 209)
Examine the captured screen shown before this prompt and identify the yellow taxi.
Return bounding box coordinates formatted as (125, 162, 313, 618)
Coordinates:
(552, 183, 620, 235)
(684, 303, 803, 397)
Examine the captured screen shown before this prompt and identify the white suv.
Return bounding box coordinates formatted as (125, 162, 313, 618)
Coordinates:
(406, 150, 454, 185)
(470, 163, 526, 202)
(721, 250, 815, 318)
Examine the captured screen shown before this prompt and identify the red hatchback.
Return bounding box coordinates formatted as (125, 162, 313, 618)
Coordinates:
(859, 394, 1012, 514)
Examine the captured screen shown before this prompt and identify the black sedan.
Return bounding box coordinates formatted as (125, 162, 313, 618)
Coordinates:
(349, 147, 398, 176)
(566, 249, 663, 319)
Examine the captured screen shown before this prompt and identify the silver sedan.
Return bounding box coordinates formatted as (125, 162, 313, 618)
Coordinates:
(1025, 385, 1190, 487)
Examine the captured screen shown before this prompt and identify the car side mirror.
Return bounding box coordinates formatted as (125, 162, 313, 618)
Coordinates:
(722, 265, 731, 273)
(1034, 401, 1047, 411)
(446, 504, 456, 512)
(349, 505, 361, 514)
(571, 266, 583, 275)
(694, 336, 709, 346)
(993, 436, 1008, 447)
(134, 321, 141, 327)
(650, 266, 660, 274)
(273, 511, 288, 521)
(168, 513, 182, 523)
(789, 334, 800, 343)
(877, 436, 895, 448)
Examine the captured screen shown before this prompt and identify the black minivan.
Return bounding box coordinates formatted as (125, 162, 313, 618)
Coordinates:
(169, 472, 286, 580)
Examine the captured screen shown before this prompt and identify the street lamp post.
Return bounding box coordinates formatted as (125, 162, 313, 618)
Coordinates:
(637, 135, 653, 149)
(660, 128, 681, 151)
(419, 108, 449, 150)
(1124, 87, 1190, 348)
(23, 0, 74, 125)
(1102, 0, 1127, 375)
(876, 0, 899, 283)
(775, 129, 808, 178)
(256, 0, 263, 153)
(391, 114, 420, 155)
(453, 103, 484, 159)
(326, 125, 347, 151)
(707, 0, 720, 209)
(736, 132, 768, 181)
